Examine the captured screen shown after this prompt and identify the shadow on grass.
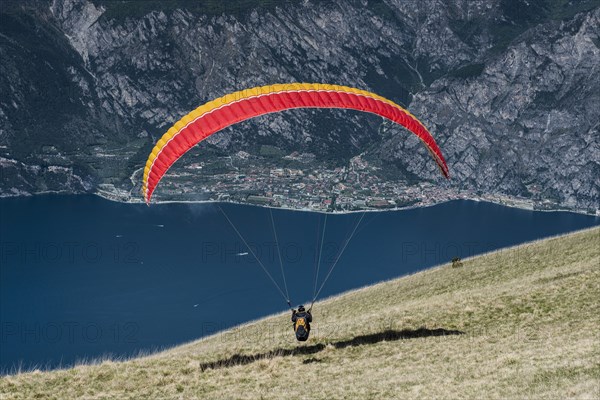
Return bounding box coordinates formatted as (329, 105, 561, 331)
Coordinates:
(332, 327, 464, 349)
(199, 327, 464, 372)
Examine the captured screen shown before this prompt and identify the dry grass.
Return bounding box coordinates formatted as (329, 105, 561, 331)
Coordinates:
(1, 227, 599, 399)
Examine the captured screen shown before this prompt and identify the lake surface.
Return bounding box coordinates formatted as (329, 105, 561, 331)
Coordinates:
(0, 195, 598, 372)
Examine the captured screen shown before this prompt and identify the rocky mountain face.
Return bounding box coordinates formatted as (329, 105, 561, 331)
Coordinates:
(0, 0, 598, 211)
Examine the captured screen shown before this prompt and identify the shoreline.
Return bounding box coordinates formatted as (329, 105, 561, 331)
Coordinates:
(1, 190, 597, 217)
(80, 189, 600, 217)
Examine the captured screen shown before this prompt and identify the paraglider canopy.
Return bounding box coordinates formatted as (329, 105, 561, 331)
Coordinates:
(142, 83, 449, 204)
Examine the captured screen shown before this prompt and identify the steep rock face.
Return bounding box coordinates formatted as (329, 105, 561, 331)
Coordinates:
(0, 0, 598, 210)
(385, 9, 600, 208)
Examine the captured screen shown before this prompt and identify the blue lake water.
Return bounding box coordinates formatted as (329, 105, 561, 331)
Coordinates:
(0, 194, 598, 372)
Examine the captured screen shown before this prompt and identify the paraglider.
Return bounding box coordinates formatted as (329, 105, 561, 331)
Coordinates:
(291, 305, 312, 341)
(142, 83, 449, 341)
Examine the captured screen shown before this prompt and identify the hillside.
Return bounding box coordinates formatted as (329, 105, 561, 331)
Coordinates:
(1, 226, 599, 399)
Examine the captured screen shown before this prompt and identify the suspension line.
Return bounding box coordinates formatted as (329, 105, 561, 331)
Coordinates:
(312, 213, 328, 301)
(217, 205, 292, 308)
(269, 208, 290, 302)
(313, 212, 365, 303)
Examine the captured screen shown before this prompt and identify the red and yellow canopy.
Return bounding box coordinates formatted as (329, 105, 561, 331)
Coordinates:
(143, 83, 449, 203)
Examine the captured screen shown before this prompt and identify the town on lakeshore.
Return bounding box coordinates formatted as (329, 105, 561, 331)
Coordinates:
(97, 149, 599, 216)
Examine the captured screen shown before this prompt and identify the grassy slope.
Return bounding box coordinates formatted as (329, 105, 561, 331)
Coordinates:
(1, 227, 599, 399)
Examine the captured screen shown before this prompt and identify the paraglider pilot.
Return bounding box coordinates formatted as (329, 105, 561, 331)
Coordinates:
(291, 305, 312, 341)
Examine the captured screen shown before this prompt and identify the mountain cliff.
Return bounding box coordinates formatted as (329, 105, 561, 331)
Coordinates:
(1, 0, 598, 211)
